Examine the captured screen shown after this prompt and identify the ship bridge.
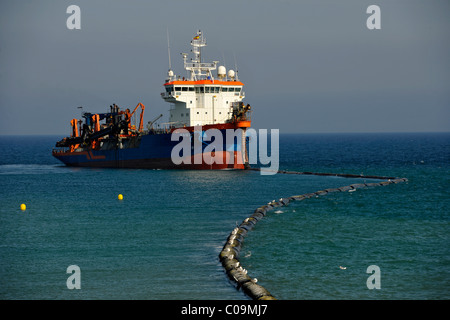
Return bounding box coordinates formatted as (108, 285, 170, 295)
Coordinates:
(161, 30, 245, 128)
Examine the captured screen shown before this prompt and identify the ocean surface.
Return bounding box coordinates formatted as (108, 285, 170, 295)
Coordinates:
(0, 133, 448, 300)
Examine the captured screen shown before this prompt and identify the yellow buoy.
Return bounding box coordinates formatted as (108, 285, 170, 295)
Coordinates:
(118, 194, 123, 200)
(20, 204, 26, 211)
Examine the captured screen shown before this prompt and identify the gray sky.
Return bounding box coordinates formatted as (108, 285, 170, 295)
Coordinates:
(1, 0, 449, 135)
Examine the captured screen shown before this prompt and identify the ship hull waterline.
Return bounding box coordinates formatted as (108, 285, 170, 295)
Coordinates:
(53, 151, 246, 170)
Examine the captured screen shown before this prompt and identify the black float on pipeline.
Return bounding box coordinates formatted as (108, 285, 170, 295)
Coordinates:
(219, 168, 408, 300)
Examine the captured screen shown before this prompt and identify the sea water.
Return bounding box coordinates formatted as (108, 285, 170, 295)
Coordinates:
(0, 133, 448, 299)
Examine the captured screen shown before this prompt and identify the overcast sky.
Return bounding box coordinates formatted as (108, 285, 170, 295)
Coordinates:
(1, 0, 449, 135)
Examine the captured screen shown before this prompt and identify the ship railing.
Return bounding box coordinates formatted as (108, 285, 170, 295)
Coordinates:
(241, 110, 252, 122)
(148, 128, 171, 135)
(161, 92, 175, 99)
(52, 147, 69, 154)
(147, 122, 180, 134)
(234, 110, 252, 122)
(184, 62, 216, 69)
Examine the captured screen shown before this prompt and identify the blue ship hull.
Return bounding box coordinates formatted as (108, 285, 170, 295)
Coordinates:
(53, 128, 247, 170)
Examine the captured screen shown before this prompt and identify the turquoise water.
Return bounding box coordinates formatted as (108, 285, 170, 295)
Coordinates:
(0, 133, 448, 299)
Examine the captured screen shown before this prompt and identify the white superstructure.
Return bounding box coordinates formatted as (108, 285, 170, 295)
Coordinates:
(161, 30, 245, 128)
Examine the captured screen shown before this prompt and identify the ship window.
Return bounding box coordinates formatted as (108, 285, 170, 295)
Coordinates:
(190, 101, 192, 104)
(188, 87, 194, 91)
(228, 87, 235, 92)
(195, 87, 200, 93)
(205, 87, 210, 93)
(235, 87, 241, 92)
(214, 87, 220, 93)
(181, 113, 183, 117)
(205, 112, 208, 114)
(200, 87, 204, 93)
(197, 112, 199, 114)
(175, 87, 181, 91)
(165, 86, 173, 93)
(182, 87, 188, 92)
(222, 87, 228, 92)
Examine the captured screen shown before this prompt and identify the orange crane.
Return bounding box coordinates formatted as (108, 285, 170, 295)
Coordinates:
(70, 118, 80, 152)
(129, 103, 146, 132)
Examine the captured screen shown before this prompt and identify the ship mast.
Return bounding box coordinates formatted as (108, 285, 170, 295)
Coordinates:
(182, 30, 217, 81)
(166, 28, 174, 82)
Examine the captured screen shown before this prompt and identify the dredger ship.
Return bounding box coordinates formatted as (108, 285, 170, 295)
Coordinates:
(52, 30, 251, 169)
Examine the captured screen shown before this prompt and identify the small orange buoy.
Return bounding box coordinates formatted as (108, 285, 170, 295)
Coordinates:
(20, 204, 26, 211)
(118, 194, 123, 200)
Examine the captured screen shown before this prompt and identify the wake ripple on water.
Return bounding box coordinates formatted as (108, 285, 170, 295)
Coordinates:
(0, 164, 69, 175)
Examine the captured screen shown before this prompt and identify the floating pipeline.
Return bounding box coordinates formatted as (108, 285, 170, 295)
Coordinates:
(219, 168, 408, 300)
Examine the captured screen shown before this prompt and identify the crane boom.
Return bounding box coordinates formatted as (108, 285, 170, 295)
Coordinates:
(129, 103, 146, 132)
(148, 114, 163, 128)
